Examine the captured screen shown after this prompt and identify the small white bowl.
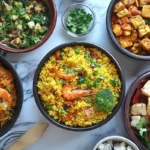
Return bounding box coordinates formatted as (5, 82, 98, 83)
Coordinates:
(93, 135, 139, 150)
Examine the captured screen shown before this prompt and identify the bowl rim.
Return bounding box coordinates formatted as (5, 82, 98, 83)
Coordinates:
(0, 0, 57, 53)
(124, 71, 150, 150)
(93, 135, 140, 150)
(0, 56, 23, 137)
(106, 0, 150, 60)
(33, 42, 125, 131)
(61, 3, 96, 37)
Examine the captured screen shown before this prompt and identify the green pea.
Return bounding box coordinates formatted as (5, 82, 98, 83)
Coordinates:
(93, 70, 99, 76)
(87, 81, 94, 88)
(75, 49, 80, 54)
(47, 105, 52, 110)
(60, 52, 65, 57)
(60, 109, 67, 115)
(86, 98, 92, 103)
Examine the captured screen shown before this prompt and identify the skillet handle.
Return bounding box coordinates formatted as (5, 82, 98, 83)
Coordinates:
(0, 49, 7, 57)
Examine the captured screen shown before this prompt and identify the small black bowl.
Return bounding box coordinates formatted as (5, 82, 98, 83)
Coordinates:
(106, 0, 150, 60)
(33, 42, 125, 131)
(0, 56, 23, 137)
(124, 71, 150, 150)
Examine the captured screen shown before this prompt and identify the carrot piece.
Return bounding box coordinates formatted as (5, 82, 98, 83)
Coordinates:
(55, 51, 60, 60)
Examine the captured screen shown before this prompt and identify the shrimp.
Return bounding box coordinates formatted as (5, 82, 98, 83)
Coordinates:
(50, 68, 74, 80)
(0, 88, 12, 110)
(62, 85, 94, 101)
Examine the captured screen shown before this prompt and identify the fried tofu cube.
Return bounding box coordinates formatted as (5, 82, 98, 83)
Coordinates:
(123, 30, 131, 36)
(131, 103, 147, 116)
(112, 24, 122, 36)
(140, 38, 150, 51)
(119, 36, 133, 48)
(131, 30, 137, 42)
(138, 24, 150, 37)
(130, 15, 145, 29)
(122, 0, 135, 6)
(139, 0, 149, 7)
(142, 5, 150, 18)
(131, 116, 141, 127)
(117, 8, 130, 18)
(113, 2, 125, 12)
(141, 80, 150, 96)
(147, 97, 150, 115)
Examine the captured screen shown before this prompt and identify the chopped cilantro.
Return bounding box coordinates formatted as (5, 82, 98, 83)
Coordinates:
(78, 76, 86, 85)
(110, 80, 120, 86)
(66, 8, 93, 34)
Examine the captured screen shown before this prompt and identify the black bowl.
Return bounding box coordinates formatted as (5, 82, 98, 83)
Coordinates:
(0, 56, 23, 137)
(106, 0, 150, 60)
(124, 71, 150, 150)
(33, 42, 125, 131)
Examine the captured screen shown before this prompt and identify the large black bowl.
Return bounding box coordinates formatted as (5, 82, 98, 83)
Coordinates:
(0, 56, 23, 137)
(106, 0, 150, 60)
(33, 42, 125, 131)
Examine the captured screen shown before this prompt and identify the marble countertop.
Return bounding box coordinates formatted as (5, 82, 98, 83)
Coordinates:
(0, 0, 150, 149)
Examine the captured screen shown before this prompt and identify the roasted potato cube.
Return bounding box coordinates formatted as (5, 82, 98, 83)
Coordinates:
(142, 5, 150, 18)
(112, 24, 123, 36)
(129, 15, 145, 29)
(122, 0, 135, 6)
(138, 24, 150, 37)
(121, 16, 130, 24)
(123, 30, 131, 36)
(131, 30, 137, 42)
(140, 38, 150, 51)
(119, 36, 133, 48)
(113, 2, 125, 12)
(141, 80, 150, 96)
(117, 8, 130, 18)
(139, 0, 149, 7)
(122, 24, 132, 30)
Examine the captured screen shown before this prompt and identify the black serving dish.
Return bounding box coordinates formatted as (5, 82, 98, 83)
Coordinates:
(33, 42, 125, 131)
(0, 56, 23, 137)
(125, 71, 150, 150)
(106, 0, 150, 60)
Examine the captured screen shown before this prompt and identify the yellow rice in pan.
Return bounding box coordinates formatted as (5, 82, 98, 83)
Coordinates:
(37, 46, 121, 127)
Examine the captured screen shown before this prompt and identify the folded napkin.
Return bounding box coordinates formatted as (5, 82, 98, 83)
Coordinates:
(8, 123, 48, 150)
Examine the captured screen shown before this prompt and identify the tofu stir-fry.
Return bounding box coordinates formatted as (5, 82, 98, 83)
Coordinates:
(130, 80, 150, 149)
(112, 0, 150, 56)
(0, 0, 50, 49)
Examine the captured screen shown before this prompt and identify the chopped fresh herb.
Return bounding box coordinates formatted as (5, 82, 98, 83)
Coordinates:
(60, 79, 66, 84)
(20, 0, 30, 6)
(136, 117, 149, 130)
(60, 52, 65, 57)
(145, 19, 150, 25)
(110, 80, 120, 86)
(86, 98, 92, 103)
(99, 76, 105, 80)
(60, 109, 67, 115)
(47, 105, 52, 110)
(78, 76, 86, 85)
(75, 49, 80, 54)
(93, 70, 99, 76)
(66, 8, 93, 34)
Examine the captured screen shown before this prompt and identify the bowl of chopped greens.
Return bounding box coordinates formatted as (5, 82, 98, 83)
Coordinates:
(62, 3, 95, 37)
(0, 0, 57, 53)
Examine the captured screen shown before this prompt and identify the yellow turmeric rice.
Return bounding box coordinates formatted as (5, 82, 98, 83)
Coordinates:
(0, 65, 16, 127)
(37, 46, 121, 127)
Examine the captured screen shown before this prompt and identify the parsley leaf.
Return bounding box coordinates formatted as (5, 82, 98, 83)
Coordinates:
(66, 8, 93, 34)
(136, 117, 149, 130)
